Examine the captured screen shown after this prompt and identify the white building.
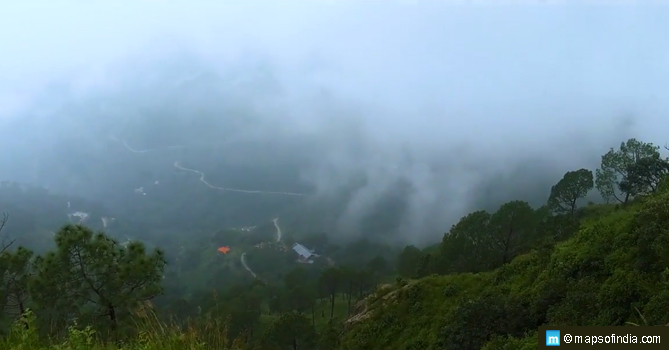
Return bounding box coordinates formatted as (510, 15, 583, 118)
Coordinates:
(292, 243, 316, 263)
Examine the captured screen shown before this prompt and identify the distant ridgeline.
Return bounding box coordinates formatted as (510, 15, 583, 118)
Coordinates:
(31, 133, 315, 237)
(0, 123, 416, 250)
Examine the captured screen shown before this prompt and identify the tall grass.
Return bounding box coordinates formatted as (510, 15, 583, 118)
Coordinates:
(0, 307, 245, 350)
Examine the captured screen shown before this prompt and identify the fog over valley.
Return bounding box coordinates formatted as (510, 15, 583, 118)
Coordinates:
(0, 1, 668, 246)
(4, 3, 669, 349)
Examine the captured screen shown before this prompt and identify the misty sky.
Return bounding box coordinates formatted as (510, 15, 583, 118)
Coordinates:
(1, 1, 668, 243)
(2, 2, 668, 145)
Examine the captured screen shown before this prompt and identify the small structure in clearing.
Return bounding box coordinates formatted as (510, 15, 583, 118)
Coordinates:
(68, 211, 89, 224)
(292, 243, 318, 264)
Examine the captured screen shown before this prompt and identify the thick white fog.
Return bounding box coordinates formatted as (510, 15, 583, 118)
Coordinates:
(1, 1, 668, 243)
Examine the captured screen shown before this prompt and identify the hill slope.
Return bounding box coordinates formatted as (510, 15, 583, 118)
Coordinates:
(339, 189, 669, 350)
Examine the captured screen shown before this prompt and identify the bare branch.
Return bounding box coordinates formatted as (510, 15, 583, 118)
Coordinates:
(0, 212, 15, 253)
(0, 212, 7, 232)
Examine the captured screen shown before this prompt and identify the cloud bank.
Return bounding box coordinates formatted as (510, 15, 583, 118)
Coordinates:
(1, 2, 668, 244)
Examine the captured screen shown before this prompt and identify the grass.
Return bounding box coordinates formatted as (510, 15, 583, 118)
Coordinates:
(2, 294, 356, 350)
(258, 293, 359, 331)
(1, 307, 245, 350)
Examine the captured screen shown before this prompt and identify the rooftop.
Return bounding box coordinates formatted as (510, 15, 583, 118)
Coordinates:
(292, 243, 313, 259)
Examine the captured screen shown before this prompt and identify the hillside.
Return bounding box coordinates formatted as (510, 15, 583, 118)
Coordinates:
(339, 189, 669, 350)
(3, 183, 668, 350)
(1, 137, 668, 350)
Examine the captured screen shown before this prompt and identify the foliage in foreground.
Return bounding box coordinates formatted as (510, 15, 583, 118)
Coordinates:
(2, 137, 669, 349)
(1, 309, 241, 350)
(338, 187, 669, 350)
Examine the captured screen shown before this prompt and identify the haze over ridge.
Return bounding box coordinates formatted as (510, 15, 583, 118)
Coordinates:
(0, 1, 668, 244)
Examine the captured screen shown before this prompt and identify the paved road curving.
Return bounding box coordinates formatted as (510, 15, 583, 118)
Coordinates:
(112, 135, 305, 196)
(239, 217, 283, 279)
(174, 162, 305, 196)
(273, 217, 282, 242)
(111, 136, 307, 279)
(240, 252, 257, 278)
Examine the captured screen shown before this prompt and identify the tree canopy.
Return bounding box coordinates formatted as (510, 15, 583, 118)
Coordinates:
(1, 135, 669, 350)
(595, 138, 661, 203)
(547, 168, 593, 216)
(30, 224, 165, 330)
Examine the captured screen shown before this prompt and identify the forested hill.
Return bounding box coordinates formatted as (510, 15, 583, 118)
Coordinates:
(1, 137, 668, 350)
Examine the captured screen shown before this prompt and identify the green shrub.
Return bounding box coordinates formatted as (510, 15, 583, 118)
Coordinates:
(339, 189, 669, 349)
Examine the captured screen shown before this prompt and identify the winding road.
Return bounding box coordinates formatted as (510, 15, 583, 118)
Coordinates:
(111, 136, 303, 280)
(111, 135, 305, 196)
(273, 217, 282, 242)
(239, 218, 283, 279)
(240, 253, 257, 278)
(110, 135, 184, 153)
(174, 162, 304, 196)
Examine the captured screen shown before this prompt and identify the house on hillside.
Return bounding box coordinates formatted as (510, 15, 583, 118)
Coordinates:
(292, 243, 318, 264)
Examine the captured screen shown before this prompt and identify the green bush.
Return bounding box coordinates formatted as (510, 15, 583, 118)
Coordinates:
(339, 190, 669, 349)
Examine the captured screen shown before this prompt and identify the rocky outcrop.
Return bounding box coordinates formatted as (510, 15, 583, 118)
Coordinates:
(344, 283, 398, 327)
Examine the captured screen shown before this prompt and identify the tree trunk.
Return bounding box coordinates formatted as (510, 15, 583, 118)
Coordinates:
(18, 299, 28, 329)
(311, 304, 315, 327)
(502, 220, 515, 264)
(329, 288, 336, 320)
(570, 198, 577, 217)
(107, 303, 117, 330)
(347, 282, 353, 316)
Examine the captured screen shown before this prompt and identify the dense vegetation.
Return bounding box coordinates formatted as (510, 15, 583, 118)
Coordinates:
(1, 137, 669, 349)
